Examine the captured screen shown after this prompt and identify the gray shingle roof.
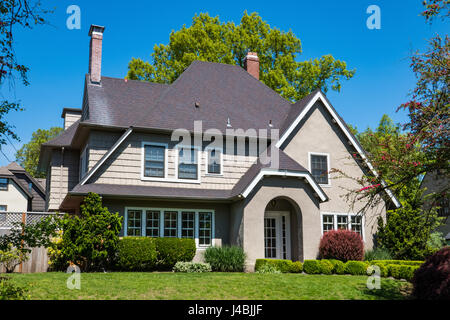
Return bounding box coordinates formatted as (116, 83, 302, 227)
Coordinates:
(43, 119, 80, 147)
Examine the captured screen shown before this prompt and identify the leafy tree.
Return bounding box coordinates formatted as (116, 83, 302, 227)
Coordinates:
(127, 11, 355, 101)
(0, 1, 51, 146)
(15, 127, 63, 178)
(52, 193, 123, 272)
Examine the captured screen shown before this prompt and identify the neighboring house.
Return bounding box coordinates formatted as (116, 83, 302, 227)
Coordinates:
(421, 171, 450, 243)
(0, 162, 46, 212)
(38, 25, 400, 269)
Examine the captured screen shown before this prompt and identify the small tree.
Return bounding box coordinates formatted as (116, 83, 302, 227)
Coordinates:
(55, 193, 123, 272)
(319, 229, 364, 262)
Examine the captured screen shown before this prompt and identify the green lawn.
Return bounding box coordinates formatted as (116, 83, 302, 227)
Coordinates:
(8, 272, 412, 300)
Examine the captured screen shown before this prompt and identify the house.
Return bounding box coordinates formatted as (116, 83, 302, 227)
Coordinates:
(38, 25, 400, 269)
(420, 171, 450, 243)
(0, 162, 46, 212)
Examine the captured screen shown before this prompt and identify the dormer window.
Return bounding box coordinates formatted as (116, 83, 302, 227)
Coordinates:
(177, 147, 199, 180)
(207, 148, 222, 175)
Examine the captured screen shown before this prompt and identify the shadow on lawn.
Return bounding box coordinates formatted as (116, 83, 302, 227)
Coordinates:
(361, 280, 413, 300)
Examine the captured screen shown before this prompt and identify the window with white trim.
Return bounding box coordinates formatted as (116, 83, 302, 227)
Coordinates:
(207, 148, 222, 174)
(321, 212, 364, 240)
(310, 154, 329, 185)
(0, 205, 7, 211)
(178, 147, 198, 180)
(144, 144, 166, 178)
(79, 145, 89, 180)
(125, 208, 214, 247)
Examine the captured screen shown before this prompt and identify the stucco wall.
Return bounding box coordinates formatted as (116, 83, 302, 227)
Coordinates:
(0, 179, 28, 211)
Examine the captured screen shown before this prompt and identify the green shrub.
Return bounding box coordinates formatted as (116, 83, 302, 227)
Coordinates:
(368, 261, 389, 277)
(303, 260, 322, 274)
(291, 261, 303, 273)
(319, 259, 334, 275)
(204, 246, 246, 272)
(155, 238, 196, 270)
(364, 247, 393, 261)
(172, 261, 211, 273)
(255, 264, 282, 274)
(0, 276, 28, 300)
(344, 261, 368, 275)
(372, 260, 423, 266)
(115, 237, 157, 271)
(0, 245, 27, 273)
(329, 259, 345, 274)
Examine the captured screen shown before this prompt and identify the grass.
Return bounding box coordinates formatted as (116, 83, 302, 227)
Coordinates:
(8, 272, 412, 300)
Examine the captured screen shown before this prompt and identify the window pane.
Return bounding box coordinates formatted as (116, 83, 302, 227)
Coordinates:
(127, 210, 142, 236)
(146, 210, 160, 237)
(144, 145, 165, 177)
(164, 211, 178, 237)
(0, 178, 8, 190)
(322, 215, 334, 233)
(337, 215, 348, 230)
(178, 147, 198, 179)
(181, 211, 195, 238)
(0, 205, 6, 211)
(207, 149, 221, 174)
(351, 216, 362, 236)
(199, 212, 212, 245)
(264, 218, 277, 258)
(311, 155, 328, 184)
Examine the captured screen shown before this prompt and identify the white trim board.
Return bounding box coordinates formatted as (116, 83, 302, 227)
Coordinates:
(276, 91, 400, 208)
(241, 168, 328, 202)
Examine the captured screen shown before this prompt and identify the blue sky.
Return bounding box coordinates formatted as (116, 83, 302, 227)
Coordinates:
(0, 0, 447, 166)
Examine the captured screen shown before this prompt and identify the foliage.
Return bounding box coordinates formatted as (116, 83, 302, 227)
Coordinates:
(0, 1, 51, 147)
(427, 231, 447, 251)
(127, 11, 355, 101)
(0, 215, 60, 257)
(388, 264, 419, 282)
(344, 261, 368, 275)
(319, 259, 334, 275)
(364, 247, 393, 261)
(328, 259, 345, 274)
(172, 261, 211, 273)
(115, 237, 157, 271)
(412, 246, 450, 300)
(319, 229, 364, 261)
(421, 0, 450, 22)
(371, 260, 424, 266)
(203, 246, 246, 272)
(255, 263, 281, 274)
(15, 127, 63, 178)
(53, 193, 123, 272)
(302, 260, 322, 274)
(154, 238, 196, 270)
(0, 276, 28, 300)
(376, 186, 443, 260)
(0, 245, 27, 273)
(254, 259, 302, 273)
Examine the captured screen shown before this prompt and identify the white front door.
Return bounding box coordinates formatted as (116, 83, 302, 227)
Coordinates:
(264, 211, 291, 260)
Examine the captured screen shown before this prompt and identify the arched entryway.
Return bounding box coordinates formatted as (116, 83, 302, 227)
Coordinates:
(264, 197, 303, 261)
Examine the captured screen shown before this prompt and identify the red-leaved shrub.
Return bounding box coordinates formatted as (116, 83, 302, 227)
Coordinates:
(412, 246, 450, 300)
(319, 229, 364, 261)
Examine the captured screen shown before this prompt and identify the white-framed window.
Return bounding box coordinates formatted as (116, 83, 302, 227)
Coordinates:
(0, 205, 7, 211)
(142, 142, 168, 179)
(320, 212, 365, 240)
(177, 146, 200, 181)
(205, 147, 222, 175)
(79, 145, 89, 180)
(124, 207, 215, 248)
(0, 178, 8, 191)
(308, 152, 330, 186)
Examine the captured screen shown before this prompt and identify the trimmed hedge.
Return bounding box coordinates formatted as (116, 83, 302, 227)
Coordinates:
(303, 260, 322, 274)
(371, 260, 423, 266)
(329, 259, 345, 274)
(116, 237, 157, 271)
(254, 259, 303, 273)
(172, 261, 211, 273)
(344, 261, 368, 275)
(155, 238, 196, 270)
(319, 259, 334, 275)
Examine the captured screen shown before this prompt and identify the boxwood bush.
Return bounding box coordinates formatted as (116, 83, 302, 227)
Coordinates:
(204, 246, 246, 272)
(329, 259, 345, 274)
(116, 237, 157, 271)
(344, 261, 368, 275)
(172, 261, 211, 273)
(155, 238, 196, 270)
(254, 259, 303, 273)
(303, 260, 322, 274)
(319, 259, 334, 275)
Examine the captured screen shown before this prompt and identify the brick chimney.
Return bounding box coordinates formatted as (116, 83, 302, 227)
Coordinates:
(88, 25, 105, 84)
(244, 52, 259, 80)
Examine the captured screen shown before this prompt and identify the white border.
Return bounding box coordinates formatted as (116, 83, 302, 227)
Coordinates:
(308, 152, 331, 187)
(124, 206, 215, 249)
(141, 141, 169, 181)
(320, 211, 365, 242)
(275, 91, 401, 208)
